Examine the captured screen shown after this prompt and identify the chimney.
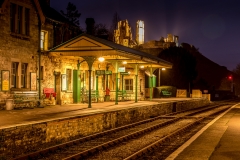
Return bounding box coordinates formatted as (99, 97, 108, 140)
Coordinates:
(85, 18, 95, 35)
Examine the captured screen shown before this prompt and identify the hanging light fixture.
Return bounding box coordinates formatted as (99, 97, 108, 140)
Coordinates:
(98, 57, 105, 62)
(140, 65, 144, 69)
(162, 68, 166, 70)
(122, 61, 127, 64)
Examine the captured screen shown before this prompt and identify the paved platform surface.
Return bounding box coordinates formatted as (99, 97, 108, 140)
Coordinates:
(0, 98, 193, 129)
(166, 102, 240, 160)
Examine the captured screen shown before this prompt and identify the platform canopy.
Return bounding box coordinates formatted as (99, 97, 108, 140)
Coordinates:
(48, 33, 172, 69)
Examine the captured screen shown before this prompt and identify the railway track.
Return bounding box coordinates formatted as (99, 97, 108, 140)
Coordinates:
(13, 102, 234, 160)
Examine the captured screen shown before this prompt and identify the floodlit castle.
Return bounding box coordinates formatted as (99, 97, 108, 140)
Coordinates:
(113, 20, 136, 47)
(114, 19, 179, 53)
(136, 20, 144, 45)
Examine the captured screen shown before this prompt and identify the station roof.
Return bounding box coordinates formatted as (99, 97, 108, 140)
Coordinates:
(49, 33, 172, 69)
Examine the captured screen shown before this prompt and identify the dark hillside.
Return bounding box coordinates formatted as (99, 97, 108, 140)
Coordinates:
(181, 43, 232, 91)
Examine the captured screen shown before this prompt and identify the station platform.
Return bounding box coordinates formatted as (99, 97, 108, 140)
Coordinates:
(0, 98, 194, 129)
(167, 102, 240, 160)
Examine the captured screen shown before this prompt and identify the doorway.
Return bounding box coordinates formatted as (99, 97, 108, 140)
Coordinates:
(55, 72, 61, 104)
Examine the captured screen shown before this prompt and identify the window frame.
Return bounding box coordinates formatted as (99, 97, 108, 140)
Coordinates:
(40, 30, 48, 50)
(21, 63, 28, 88)
(10, 3, 30, 36)
(11, 62, 18, 88)
(124, 79, 133, 91)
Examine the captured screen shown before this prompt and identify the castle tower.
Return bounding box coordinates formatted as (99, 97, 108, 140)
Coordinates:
(136, 20, 144, 45)
(113, 20, 134, 47)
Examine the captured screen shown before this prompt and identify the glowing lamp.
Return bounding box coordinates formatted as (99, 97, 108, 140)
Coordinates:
(98, 57, 105, 62)
(123, 61, 127, 64)
(162, 68, 166, 71)
(140, 65, 144, 69)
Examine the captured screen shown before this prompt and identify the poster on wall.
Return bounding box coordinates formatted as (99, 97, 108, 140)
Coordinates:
(61, 74, 67, 91)
(30, 72, 37, 91)
(1, 70, 10, 91)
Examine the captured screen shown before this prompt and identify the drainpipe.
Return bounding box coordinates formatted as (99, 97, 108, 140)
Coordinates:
(38, 18, 41, 100)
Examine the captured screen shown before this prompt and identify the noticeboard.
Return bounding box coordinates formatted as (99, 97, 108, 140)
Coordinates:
(30, 72, 37, 91)
(61, 74, 67, 91)
(1, 70, 10, 91)
(118, 67, 125, 72)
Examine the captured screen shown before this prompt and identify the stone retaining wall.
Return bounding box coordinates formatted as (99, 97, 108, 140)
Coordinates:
(0, 98, 210, 159)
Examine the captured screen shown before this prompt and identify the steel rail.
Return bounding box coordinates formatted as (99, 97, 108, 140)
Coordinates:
(13, 103, 226, 160)
(123, 106, 230, 160)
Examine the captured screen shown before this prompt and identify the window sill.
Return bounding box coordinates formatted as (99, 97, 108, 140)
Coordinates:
(10, 32, 30, 40)
(11, 88, 30, 91)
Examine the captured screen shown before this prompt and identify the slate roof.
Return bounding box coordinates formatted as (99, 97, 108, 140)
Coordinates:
(50, 33, 172, 67)
(38, 1, 77, 27)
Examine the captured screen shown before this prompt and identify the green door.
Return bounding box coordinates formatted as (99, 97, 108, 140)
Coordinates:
(73, 70, 81, 103)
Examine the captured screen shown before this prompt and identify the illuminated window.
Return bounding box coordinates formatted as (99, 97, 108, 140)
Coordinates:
(125, 79, 133, 91)
(21, 63, 28, 88)
(40, 30, 48, 50)
(66, 69, 72, 91)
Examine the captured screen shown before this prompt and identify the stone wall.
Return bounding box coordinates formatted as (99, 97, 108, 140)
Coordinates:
(0, 0, 39, 98)
(0, 98, 210, 158)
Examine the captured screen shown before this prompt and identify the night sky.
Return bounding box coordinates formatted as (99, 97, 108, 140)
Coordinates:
(51, 0, 240, 71)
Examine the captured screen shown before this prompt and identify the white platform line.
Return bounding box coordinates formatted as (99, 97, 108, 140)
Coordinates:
(166, 102, 240, 160)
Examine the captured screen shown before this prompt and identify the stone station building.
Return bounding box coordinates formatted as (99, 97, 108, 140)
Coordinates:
(0, 0, 172, 109)
(48, 33, 172, 107)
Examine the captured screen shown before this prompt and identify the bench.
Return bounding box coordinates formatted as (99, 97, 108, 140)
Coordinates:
(43, 88, 56, 105)
(118, 90, 131, 101)
(82, 90, 104, 103)
(161, 90, 172, 97)
(43, 88, 56, 99)
(13, 91, 39, 109)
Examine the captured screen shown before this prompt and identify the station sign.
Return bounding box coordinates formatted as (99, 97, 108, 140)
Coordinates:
(95, 70, 105, 75)
(105, 70, 112, 75)
(120, 72, 129, 75)
(118, 67, 125, 72)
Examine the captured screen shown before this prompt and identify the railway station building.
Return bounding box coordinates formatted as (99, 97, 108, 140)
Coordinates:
(0, 0, 172, 109)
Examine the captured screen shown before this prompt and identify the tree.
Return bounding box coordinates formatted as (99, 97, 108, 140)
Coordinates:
(157, 47, 198, 90)
(233, 63, 240, 75)
(85, 18, 109, 39)
(95, 23, 108, 35)
(232, 63, 240, 95)
(60, 2, 81, 26)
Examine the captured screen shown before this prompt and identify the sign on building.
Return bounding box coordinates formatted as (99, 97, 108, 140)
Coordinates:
(96, 70, 105, 75)
(118, 67, 125, 72)
(120, 72, 129, 75)
(105, 70, 112, 75)
(1, 70, 10, 91)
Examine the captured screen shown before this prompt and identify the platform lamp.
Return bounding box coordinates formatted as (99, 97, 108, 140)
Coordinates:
(96, 57, 105, 102)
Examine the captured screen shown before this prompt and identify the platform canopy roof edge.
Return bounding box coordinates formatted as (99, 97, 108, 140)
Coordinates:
(48, 33, 172, 69)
